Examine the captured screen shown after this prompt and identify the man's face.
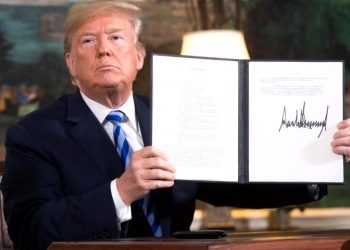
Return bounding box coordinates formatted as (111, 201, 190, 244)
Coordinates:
(65, 13, 144, 100)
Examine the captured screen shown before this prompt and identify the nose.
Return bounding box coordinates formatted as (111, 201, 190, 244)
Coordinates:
(97, 38, 112, 58)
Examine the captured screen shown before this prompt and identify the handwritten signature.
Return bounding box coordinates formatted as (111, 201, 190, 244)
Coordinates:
(278, 102, 328, 138)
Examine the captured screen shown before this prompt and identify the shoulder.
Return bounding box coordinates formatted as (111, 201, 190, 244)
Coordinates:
(8, 92, 77, 136)
(16, 91, 80, 125)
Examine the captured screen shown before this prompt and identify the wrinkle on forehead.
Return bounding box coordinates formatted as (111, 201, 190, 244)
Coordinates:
(75, 13, 134, 40)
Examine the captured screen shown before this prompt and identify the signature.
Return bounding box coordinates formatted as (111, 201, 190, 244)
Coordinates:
(278, 102, 328, 138)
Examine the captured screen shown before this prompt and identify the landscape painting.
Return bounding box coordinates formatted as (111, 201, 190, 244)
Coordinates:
(0, 2, 72, 160)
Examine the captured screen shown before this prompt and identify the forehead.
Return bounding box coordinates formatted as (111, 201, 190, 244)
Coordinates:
(76, 13, 134, 35)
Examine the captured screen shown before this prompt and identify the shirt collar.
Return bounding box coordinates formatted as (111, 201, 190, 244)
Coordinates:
(80, 91, 137, 129)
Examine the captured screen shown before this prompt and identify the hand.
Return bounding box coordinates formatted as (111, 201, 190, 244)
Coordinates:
(116, 146, 176, 205)
(332, 118, 350, 162)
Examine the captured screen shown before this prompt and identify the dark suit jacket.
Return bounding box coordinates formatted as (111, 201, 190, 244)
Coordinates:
(0, 91, 325, 250)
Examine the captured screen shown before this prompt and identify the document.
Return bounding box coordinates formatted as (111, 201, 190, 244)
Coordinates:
(151, 54, 344, 183)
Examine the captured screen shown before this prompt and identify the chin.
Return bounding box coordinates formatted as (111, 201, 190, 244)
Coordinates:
(98, 82, 128, 93)
(95, 78, 121, 87)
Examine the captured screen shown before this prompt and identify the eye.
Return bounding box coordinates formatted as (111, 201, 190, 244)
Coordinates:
(80, 36, 96, 46)
(82, 38, 93, 44)
(111, 34, 124, 41)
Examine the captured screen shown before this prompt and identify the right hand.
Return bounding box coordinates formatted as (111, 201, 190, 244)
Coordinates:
(116, 146, 176, 205)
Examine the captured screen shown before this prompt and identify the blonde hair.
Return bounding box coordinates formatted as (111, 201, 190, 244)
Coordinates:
(64, 0, 144, 55)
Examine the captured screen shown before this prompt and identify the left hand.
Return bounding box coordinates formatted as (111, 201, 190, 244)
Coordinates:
(332, 118, 350, 162)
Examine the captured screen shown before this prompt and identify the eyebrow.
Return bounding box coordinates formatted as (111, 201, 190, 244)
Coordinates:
(79, 28, 124, 38)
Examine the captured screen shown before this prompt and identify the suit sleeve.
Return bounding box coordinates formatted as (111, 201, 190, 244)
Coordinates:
(1, 124, 121, 250)
(197, 182, 327, 208)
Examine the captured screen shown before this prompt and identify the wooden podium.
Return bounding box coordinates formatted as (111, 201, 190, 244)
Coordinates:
(48, 229, 350, 250)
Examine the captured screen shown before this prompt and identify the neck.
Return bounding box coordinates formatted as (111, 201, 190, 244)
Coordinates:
(81, 88, 131, 109)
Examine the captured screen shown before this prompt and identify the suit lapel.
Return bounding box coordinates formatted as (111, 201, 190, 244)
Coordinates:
(134, 95, 151, 146)
(66, 91, 124, 179)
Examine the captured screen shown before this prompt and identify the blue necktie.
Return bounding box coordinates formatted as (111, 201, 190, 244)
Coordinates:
(106, 110, 162, 237)
(106, 110, 132, 168)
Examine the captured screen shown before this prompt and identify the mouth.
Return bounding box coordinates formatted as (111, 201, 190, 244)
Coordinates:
(96, 65, 118, 71)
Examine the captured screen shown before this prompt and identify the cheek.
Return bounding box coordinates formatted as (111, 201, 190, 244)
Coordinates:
(75, 53, 95, 74)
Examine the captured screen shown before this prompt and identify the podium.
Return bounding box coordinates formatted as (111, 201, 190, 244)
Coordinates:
(48, 229, 350, 250)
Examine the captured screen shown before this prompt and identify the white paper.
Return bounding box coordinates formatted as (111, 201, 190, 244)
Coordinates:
(152, 56, 344, 183)
(152, 55, 239, 182)
(248, 61, 344, 183)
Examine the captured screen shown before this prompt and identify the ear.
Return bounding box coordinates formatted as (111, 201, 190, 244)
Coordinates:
(65, 53, 76, 77)
(135, 43, 145, 71)
(136, 50, 144, 71)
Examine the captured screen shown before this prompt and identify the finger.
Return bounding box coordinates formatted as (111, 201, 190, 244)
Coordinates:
(332, 145, 350, 158)
(146, 180, 175, 190)
(346, 156, 350, 163)
(138, 157, 176, 173)
(333, 127, 350, 139)
(337, 119, 350, 129)
(331, 136, 350, 147)
(136, 146, 169, 160)
(143, 168, 176, 181)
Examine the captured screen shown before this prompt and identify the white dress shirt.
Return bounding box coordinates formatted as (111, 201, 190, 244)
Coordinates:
(80, 91, 144, 226)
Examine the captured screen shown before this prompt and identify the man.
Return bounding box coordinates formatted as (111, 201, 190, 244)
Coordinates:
(0, 1, 343, 250)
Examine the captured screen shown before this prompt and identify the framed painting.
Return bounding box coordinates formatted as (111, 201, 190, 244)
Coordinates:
(0, 1, 73, 161)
